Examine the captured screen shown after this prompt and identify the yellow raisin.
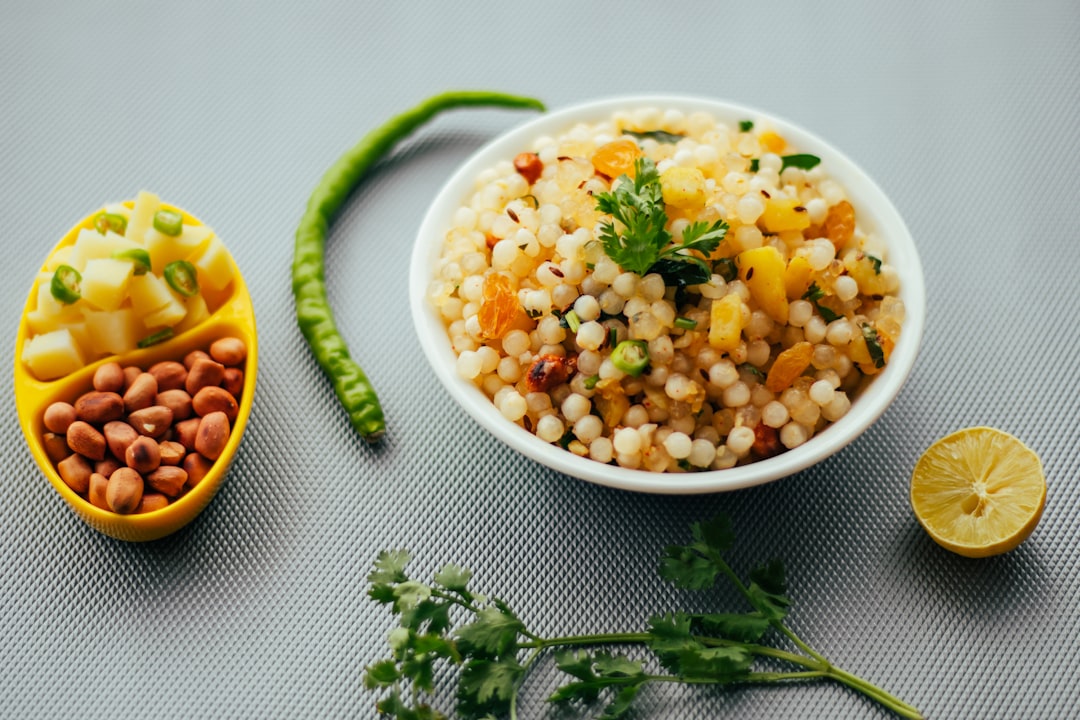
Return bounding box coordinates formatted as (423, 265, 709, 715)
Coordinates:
(591, 138, 641, 179)
(765, 341, 813, 393)
(825, 200, 856, 250)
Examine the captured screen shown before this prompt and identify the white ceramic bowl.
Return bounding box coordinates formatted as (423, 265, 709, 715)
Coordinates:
(410, 94, 925, 494)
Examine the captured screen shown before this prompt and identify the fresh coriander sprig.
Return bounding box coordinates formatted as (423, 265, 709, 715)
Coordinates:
(594, 157, 728, 286)
(364, 515, 923, 719)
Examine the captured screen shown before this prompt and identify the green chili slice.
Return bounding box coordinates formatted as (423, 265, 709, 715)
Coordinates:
(611, 339, 650, 377)
(50, 265, 82, 304)
(153, 209, 184, 236)
(163, 260, 199, 297)
(564, 309, 581, 333)
(112, 248, 152, 275)
(674, 316, 697, 330)
(584, 374, 599, 390)
(94, 212, 128, 235)
(292, 90, 545, 443)
(137, 327, 174, 348)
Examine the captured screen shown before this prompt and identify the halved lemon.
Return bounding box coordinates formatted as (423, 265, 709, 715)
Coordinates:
(910, 427, 1046, 558)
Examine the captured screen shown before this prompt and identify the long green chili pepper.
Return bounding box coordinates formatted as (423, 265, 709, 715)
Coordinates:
(292, 90, 546, 443)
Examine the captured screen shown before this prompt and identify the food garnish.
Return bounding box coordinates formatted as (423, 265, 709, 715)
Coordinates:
(911, 427, 1046, 558)
(292, 90, 545, 443)
(364, 515, 923, 719)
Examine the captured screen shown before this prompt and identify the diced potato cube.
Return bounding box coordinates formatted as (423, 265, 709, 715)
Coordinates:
(784, 256, 814, 300)
(125, 190, 160, 244)
(660, 167, 706, 210)
(759, 198, 812, 234)
(173, 293, 210, 334)
(145, 223, 213, 274)
(142, 295, 187, 329)
(127, 272, 176, 317)
(737, 246, 789, 323)
(708, 294, 744, 351)
(80, 258, 134, 311)
(45, 245, 75, 272)
(21, 328, 86, 380)
(189, 236, 234, 292)
(69, 229, 140, 270)
(82, 307, 140, 356)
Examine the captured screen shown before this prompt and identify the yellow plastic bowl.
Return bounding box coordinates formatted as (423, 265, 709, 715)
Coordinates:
(13, 201, 258, 541)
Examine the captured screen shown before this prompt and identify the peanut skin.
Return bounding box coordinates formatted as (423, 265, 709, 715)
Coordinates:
(58, 454, 93, 494)
(148, 361, 187, 392)
(125, 436, 161, 474)
(66, 421, 106, 461)
(195, 412, 230, 460)
(185, 358, 225, 395)
(192, 386, 239, 422)
(123, 373, 158, 413)
(74, 391, 125, 424)
(43, 402, 76, 434)
(209, 337, 247, 366)
(92, 362, 125, 393)
(106, 468, 143, 514)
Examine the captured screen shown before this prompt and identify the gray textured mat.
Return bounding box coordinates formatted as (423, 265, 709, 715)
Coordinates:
(3, 2, 1079, 718)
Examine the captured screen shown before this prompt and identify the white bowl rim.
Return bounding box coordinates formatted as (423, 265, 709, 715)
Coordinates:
(410, 93, 926, 494)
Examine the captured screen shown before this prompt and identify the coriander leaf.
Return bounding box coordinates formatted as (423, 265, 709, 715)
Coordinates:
(647, 613, 698, 672)
(675, 645, 753, 681)
(456, 607, 523, 658)
(648, 257, 712, 288)
(867, 253, 882, 274)
(747, 559, 791, 622)
(862, 324, 886, 368)
(369, 583, 397, 606)
(364, 659, 400, 688)
(434, 564, 472, 593)
(695, 612, 770, 643)
(369, 549, 411, 585)
(622, 129, 684, 144)
(595, 157, 671, 276)
(692, 514, 735, 555)
(458, 657, 523, 717)
(402, 599, 454, 635)
(802, 282, 824, 302)
(817, 304, 841, 323)
(739, 119, 754, 132)
(715, 256, 737, 282)
(603, 683, 642, 719)
(594, 653, 645, 679)
(749, 154, 822, 173)
(658, 544, 719, 590)
(393, 580, 432, 612)
(554, 648, 597, 684)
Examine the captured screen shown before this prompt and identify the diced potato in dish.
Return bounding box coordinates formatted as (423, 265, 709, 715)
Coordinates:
(20, 192, 238, 380)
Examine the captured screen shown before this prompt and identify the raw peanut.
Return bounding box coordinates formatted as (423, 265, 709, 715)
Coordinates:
(74, 391, 125, 424)
(88, 472, 110, 510)
(43, 432, 71, 464)
(136, 493, 169, 513)
(95, 457, 122, 478)
(195, 412, 230, 460)
(123, 373, 158, 413)
(183, 350, 210, 369)
(173, 418, 201, 451)
(43, 402, 76, 434)
(222, 368, 244, 398)
(93, 362, 125, 393)
(209, 337, 247, 366)
(185, 358, 225, 395)
(57, 454, 93, 494)
(125, 436, 161, 474)
(156, 389, 193, 421)
(146, 466, 187, 497)
(183, 453, 215, 488)
(127, 406, 173, 439)
(192, 386, 239, 422)
(106, 467, 143, 514)
(122, 365, 142, 390)
(66, 421, 106, 461)
(159, 441, 186, 466)
(148, 361, 187, 392)
(104, 421, 139, 461)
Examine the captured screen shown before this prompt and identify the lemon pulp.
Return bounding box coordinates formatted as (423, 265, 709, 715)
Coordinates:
(910, 427, 1046, 558)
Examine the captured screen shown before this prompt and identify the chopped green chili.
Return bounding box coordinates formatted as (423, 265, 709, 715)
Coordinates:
(292, 90, 545, 443)
(163, 260, 199, 297)
(867, 254, 882, 274)
(584, 374, 599, 390)
(50, 265, 82, 304)
(564, 309, 581, 333)
(749, 153, 822, 173)
(622, 129, 685, 144)
(153, 209, 184, 236)
(94, 212, 128, 235)
(112, 248, 151, 275)
(739, 120, 754, 132)
(674, 316, 698, 330)
(611, 339, 650, 376)
(715, 257, 737, 283)
(137, 328, 174, 348)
